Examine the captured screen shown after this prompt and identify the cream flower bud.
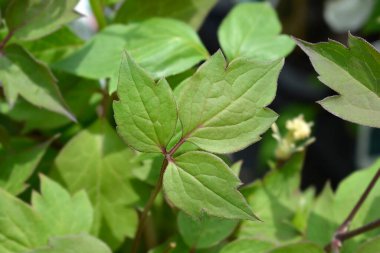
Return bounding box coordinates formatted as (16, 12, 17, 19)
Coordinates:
(286, 115, 312, 141)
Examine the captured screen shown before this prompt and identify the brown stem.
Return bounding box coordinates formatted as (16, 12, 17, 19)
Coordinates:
(131, 159, 169, 253)
(338, 219, 380, 242)
(325, 168, 380, 252)
(0, 31, 14, 52)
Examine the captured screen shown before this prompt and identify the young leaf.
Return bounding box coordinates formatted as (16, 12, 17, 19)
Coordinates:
(114, 0, 217, 29)
(113, 52, 177, 153)
(55, 20, 208, 80)
(176, 51, 282, 154)
(26, 235, 112, 253)
(53, 119, 139, 249)
(0, 138, 51, 195)
(218, 3, 295, 61)
(296, 34, 380, 128)
(0, 44, 75, 120)
(5, 0, 80, 41)
(0, 176, 93, 253)
(163, 151, 257, 220)
(220, 239, 274, 253)
(177, 211, 238, 249)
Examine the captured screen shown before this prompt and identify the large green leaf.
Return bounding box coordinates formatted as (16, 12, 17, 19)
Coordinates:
(220, 239, 274, 253)
(267, 242, 324, 253)
(0, 44, 75, 120)
(113, 52, 177, 153)
(54, 20, 208, 82)
(114, 0, 217, 29)
(357, 237, 380, 253)
(218, 3, 295, 61)
(0, 138, 51, 195)
(177, 211, 238, 249)
(26, 235, 111, 253)
(163, 151, 257, 220)
(296, 34, 380, 128)
(0, 176, 93, 253)
(5, 0, 80, 41)
(53, 119, 139, 249)
(176, 51, 282, 154)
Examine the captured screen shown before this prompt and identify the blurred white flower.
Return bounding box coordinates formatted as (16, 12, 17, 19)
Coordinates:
(286, 115, 313, 141)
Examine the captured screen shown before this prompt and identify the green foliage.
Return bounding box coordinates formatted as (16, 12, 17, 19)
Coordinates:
(1, 1, 379, 253)
(297, 33, 380, 128)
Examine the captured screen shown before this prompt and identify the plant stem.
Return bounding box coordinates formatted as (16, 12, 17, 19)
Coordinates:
(325, 168, 380, 252)
(338, 219, 380, 242)
(131, 159, 169, 253)
(0, 31, 14, 52)
(89, 0, 107, 30)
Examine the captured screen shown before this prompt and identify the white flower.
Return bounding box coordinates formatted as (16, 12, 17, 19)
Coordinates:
(286, 115, 313, 141)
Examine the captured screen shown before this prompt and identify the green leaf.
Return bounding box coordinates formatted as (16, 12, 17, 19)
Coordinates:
(113, 52, 177, 153)
(55, 20, 208, 81)
(32, 176, 93, 236)
(26, 234, 112, 253)
(53, 119, 139, 249)
(163, 151, 257, 220)
(176, 51, 282, 154)
(21, 27, 84, 64)
(296, 34, 380, 128)
(0, 138, 51, 195)
(177, 211, 238, 249)
(0, 44, 75, 120)
(5, 0, 80, 41)
(114, 0, 217, 29)
(218, 3, 295, 61)
(0, 176, 93, 253)
(357, 236, 380, 253)
(220, 239, 274, 253)
(267, 242, 324, 253)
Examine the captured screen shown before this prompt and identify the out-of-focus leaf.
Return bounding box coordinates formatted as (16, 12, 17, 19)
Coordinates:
(26, 235, 111, 253)
(267, 242, 324, 253)
(5, 0, 80, 41)
(324, 0, 374, 33)
(21, 27, 84, 64)
(163, 151, 257, 220)
(297, 34, 380, 128)
(177, 211, 238, 249)
(53, 119, 139, 249)
(0, 44, 75, 120)
(0, 138, 51, 195)
(113, 52, 177, 153)
(220, 239, 274, 253)
(54, 20, 208, 83)
(114, 0, 217, 29)
(357, 236, 380, 253)
(218, 3, 295, 61)
(176, 51, 282, 154)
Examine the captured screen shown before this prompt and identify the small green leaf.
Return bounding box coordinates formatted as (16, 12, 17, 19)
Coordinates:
(176, 51, 282, 154)
(53, 119, 139, 249)
(357, 236, 380, 253)
(5, 0, 80, 41)
(163, 151, 257, 220)
(218, 2, 295, 61)
(0, 176, 93, 253)
(267, 242, 324, 253)
(113, 52, 177, 153)
(0, 138, 51, 195)
(55, 20, 208, 80)
(0, 44, 75, 120)
(220, 239, 274, 253)
(26, 234, 112, 253)
(114, 0, 217, 29)
(296, 34, 380, 128)
(178, 211, 238, 249)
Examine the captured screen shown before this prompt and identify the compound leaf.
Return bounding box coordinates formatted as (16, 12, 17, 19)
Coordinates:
(296, 34, 380, 128)
(113, 52, 177, 153)
(163, 151, 257, 220)
(176, 51, 282, 154)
